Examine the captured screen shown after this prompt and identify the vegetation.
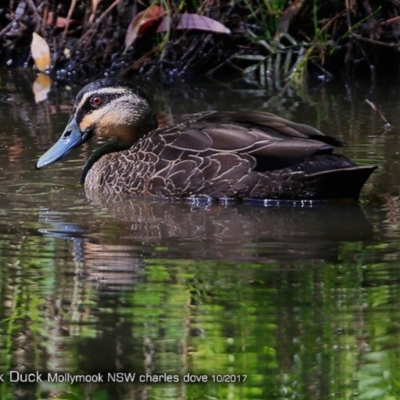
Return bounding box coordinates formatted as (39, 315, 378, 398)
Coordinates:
(1, 1, 400, 86)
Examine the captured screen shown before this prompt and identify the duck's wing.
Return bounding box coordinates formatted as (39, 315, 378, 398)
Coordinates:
(94, 111, 368, 198)
(168, 110, 344, 171)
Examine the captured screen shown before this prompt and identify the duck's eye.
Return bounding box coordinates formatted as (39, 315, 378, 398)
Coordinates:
(90, 96, 103, 107)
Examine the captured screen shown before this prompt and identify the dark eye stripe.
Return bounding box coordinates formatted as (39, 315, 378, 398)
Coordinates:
(75, 92, 126, 124)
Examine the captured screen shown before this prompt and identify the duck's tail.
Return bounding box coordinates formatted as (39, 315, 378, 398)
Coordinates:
(303, 165, 377, 200)
(247, 163, 376, 200)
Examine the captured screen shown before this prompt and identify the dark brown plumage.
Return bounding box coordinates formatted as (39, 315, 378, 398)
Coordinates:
(36, 78, 376, 200)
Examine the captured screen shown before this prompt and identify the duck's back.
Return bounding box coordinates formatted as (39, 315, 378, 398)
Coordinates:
(84, 111, 376, 200)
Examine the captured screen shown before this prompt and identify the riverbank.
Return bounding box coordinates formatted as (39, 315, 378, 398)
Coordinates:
(1, 1, 399, 86)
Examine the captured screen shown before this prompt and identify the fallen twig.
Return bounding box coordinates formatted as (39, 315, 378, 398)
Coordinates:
(365, 99, 391, 128)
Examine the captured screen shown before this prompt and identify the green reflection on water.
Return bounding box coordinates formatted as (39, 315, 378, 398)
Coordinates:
(0, 239, 398, 399)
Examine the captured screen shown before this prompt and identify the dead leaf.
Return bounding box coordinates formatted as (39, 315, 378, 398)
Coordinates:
(278, 0, 306, 34)
(31, 32, 51, 72)
(125, 5, 165, 51)
(33, 74, 52, 103)
(157, 13, 230, 34)
(45, 12, 80, 28)
(175, 13, 231, 34)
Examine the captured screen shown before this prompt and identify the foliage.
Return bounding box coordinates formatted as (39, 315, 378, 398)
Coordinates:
(1, 1, 400, 87)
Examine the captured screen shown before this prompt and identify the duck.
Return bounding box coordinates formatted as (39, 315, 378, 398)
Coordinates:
(36, 78, 376, 200)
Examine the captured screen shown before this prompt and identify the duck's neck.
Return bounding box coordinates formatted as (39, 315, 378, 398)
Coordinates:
(106, 105, 158, 146)
(80, 104, 158, 184)
(80, 140, 129, 184)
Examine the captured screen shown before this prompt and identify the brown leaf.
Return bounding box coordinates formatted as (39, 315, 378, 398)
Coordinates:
(156, 15, 170, 33)
(178, 13, 231, 33)
(45, 12, 80, 28)
(278, 0, 306, 33)
(31, 32, 51, 72)
(157, 13, 230, 34)
(33, 74, 52, 103)
(124, 5, 165, 51)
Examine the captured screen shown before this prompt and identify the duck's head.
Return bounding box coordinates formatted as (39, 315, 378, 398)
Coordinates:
(36, 78, 157, 169)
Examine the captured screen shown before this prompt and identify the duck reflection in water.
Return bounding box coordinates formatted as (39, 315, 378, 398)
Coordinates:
(38, 198, 374, 291)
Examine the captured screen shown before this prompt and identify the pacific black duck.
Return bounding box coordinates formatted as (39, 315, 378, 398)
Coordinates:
(36, 78, 376, 200)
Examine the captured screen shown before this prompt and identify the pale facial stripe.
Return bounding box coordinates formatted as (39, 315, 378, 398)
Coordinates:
(79, 94, 137, 132)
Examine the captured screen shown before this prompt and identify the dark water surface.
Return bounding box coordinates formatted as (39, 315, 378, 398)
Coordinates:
(0, 72, 400, 399)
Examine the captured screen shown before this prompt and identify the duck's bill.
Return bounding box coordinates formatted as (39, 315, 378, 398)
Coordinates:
(36, 117, 90, 169)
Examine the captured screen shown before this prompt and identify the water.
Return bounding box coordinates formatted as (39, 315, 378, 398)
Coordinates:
(0, 72, 399, 399)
